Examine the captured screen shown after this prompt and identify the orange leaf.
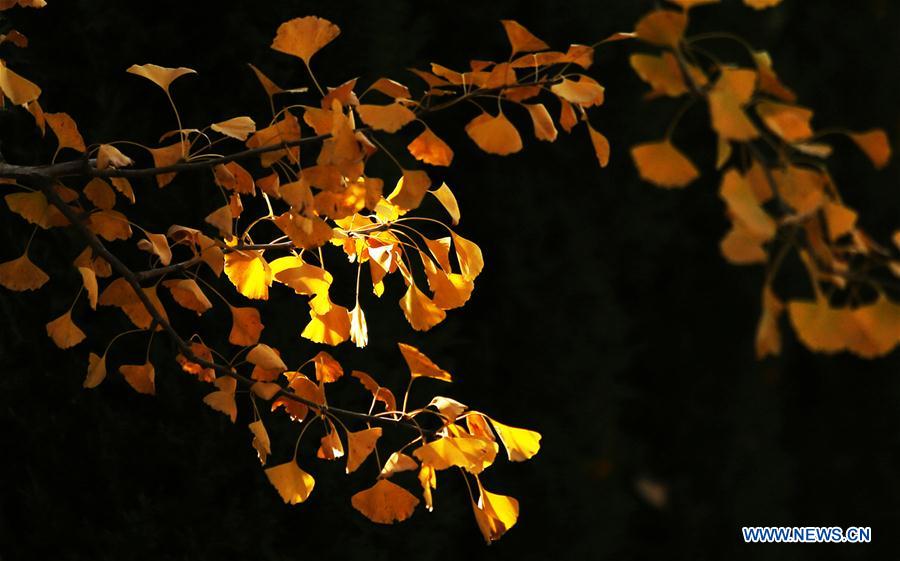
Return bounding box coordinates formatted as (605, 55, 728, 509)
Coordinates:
(45, 310, 86, 349)
(489, 418, 541, 461)
(848, 129, 891, 170)
(356, 102, 415, 133)
(429, 183, 460, 225)
(465, 112, 522, 156)
(0, 253, 48, 291)
(224, 248, 272, 300)
(756, 101, 814, 143)
(45, 112, 86, 153)
(265, 461, 315, 504)
(387, 169, 431, 212)
(500, 20, 549, 55)
(0, 62, 41, 105)
(351, 479, 419, 524)
(587, 124, 610, 168)
(400, 282, 446, 331)
(346, 428, 382, 473)
(755, 286, 783, 359)
(249, 420, 271, 465)
(630, 140, 699, 188)
(211, 116, 256, 141)
(550, 75, 605, 107)
(119, 361, 156, 396)
(203, 376, 237, 421)
(84, 352, 107, 389)
(407, 127, 454, 166)
(229, 305, 263, 346)
(271, 16, 340, 64)
(398, 342, 452, 382)
(471, 480, 519, 544)
(634, 10, 687, 48)
(127, 64, 196, 93)
(524, 103, 557, 142)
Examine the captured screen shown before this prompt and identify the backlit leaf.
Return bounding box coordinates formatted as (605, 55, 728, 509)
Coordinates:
(465, 112, 522, 156)
(271, 16, 340, 64)
(265, 461, 315, 504)
(351, 479, 419, 524)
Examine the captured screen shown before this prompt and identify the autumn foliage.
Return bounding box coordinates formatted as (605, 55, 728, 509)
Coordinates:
(0, 0, 897, 544)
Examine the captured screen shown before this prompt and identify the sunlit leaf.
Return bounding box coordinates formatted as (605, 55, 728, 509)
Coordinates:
(351, 479, 419, 524)
(465, 112, 522, 156)
(346, 428, 382, 473)
(271, 16, 340, 64)
(265, 460, 315, 504)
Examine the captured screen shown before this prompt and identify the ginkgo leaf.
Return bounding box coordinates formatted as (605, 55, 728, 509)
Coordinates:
(248, 420, 271, 465)
(771, 165, 826, 215)
(351, 370, 396, 412)
(398, 342, 451, 381)
(119, 361, 156, 396)
(126, 64, 196, 93)
(148, 140, 188, 187)
(5, 191, 68, 229)
(203, 375, 237, 422)
(369, 77, 411, 99)
(452, 232, 484, 281)
(302, 303, 351, 345)
(346, 428, 382, 473)
(356, 102, 415, 133)
(413, 436, 497, 473)
(500, 20, 549, 55)
(224, 249, 272, 300)
(317, 422, 345, 460)
(559, 99, 578, 133)
(465, 112, 522, 156)
(77, 266, 98, 309)
(429, 396, 468, 421)
(489, 418, 541, 461)
(848, 129, 891, 169)
(789, 296, 900, 358)
(400, 282, 446, 331)
(756, 101, 814, 143)
(137, 233, 172, 266)
(719, 169, 776, 240)
(46, 310, 86, 349)
(271, 16, 340, 64)
(430, 183, 460, 225)
(634, 9, 687, 48)
(110, 177, 135, 204)
(752, 51, 795, 102)
(349, 303, 368, 348)
(472, 481, 519, 544)
(630, 140, 699, 188)
(630, 52, 691, 97)
(229, 305, 264, 346)
(587, 124, 610, 168)
(380, 452, 418, 478)
(523, 103, 557, 142)
(211, 116, 256, 141)
(265, 461, 315, 504)
(387, 170, 430, 212)
(744, 0, 782, 9)
(550, 75, 605, 107)
(351, 479, 419, 524)
(176, 342, 216, 383)
(407, 127, 454, 166)
(422, 259, 474, 310)
(720, 221, 767, 265)
(0, 62, 41, 105)
(45, 112, 86, 153)
(823, 202, 857, 241)
(0, 253, 49, 291)
(89, 210, 132, 241)
(96, 144, 133, 169)
(708, 68, 758, 141)
(248, 63, 284, 102)
(755, 286, 783, 359)
(247, 343, 287, 372)
(83, 178, 116, 210)
(84, 352, 107, 389)
(419, 465, 437, 511)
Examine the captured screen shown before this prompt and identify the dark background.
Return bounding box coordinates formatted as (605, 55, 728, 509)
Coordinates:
(1, 1, 899, 560)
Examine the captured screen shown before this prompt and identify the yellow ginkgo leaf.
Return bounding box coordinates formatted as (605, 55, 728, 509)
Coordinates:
(550, 75, 605, 107)
(77, 266, 98, 310)
(84, 352, 107, 389)
(352, 370, 396, 412)
(719, 169, 776, 240)
(387, 170, 431, 212)
(247, 343, 287, 372)
(265, 461, 316, 504)
(398, 342, 451, 382)
(465, 112, 522, 156)
(96, 144, 133, 170)
(587, 124, 610, 168)
(301, 303, 350, 345)
(46, 310, 86, 349)
(380, 452, 418, 478)
(634, 9, 687, 48)
(162, 279, 212, 315)
(407, 127, 454, 166)
(708, 68, 758, 141)
(248, 420, 271, 465)
(203, 375, 237, 421)
(0, 61, 41, 105)
(630, 139, 699, 188)
(83, 178, 116, 210)
(413, 436, 497, 473)
(429, 183, 460, 226)
(400, 282, 446, 331)
(45, 112, 85, 153)
(271, 16, 340, 64)
(452, 232, 484, 281)
(500, 20, 549, 55)
(148, 140, 188, 187)
(419, 465, 437, 512)
(349, 303, 368, 348)
(823, 202, 857, 241)
(629, 52, 691, 97)
(224, 249, 272, 300)
(848, 129, 891, 170)
(317, 422, 345, 460)
(229, 305, 264, 346)
(523, 103, 557, 142)
(0, 253, 49, 291)
(5, 191, 67, 229)
(211, 116, 256, 141)
(119, 361, 156, 396)
(472, 481, 519, 544)
(756, 101, 814, 143)
(89, 210, 132, 241)
(356, 102, 415, 133)
(137, 233, 172, 266)
(489, 418, 541, 462)
(346, 428, 383, 474)
(351, 479, 419, 524)
(126, 63, 196, 93)
(720, 221, 767, 265)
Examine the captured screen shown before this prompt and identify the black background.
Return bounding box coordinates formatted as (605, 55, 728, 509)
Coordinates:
(2, 1, 900, 560)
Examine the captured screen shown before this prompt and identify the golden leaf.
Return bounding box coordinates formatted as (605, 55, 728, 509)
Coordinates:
(500, 20, 549, 55)
(472, 480, 519, 544)
(630, 140, 699, 188)
(356, 102, 415, 133)
(229, 305, 264, 346)
(755, 286, 783, 359)
(45, 112, 85, 153)
(489, 418, 541, 461)
(719, 169, 776, 240)
(351, 479, 419, 524)
(419, 465, 437, 511)
(400, 282, 446, 331)
(551, 75, 605, 107)
(301, 303, 350, 345)
(77, 266, 98, 310)
(271, 16, 340, 64)
(351, 370, 396, 412)
(265, 461, 315, 504)
(346, 428, 382, 474)
(387, 170, 431, 212)
(398, 342, 451, 381)
(89, 210, 132, 241)
(0, 61, 41, 105)
(84, 352, 107, 389)
(5, 191, 68, 229)
(744, 0, 782, 9)
(349, 303, 368, 348)
(429, 183, 460, 226)
(137, 233, 172, 266)
(96, 144, 133, 169)
(126, 64, 196, 93)
(203, 375, 237, 422)
(0, 253, 49, 291)
(224, 249, 273, 300)
(248, 420, 271, 465)
(523, 103, 557, 142)
(413, 436, 497, 473)
(587, 123, 610, 168)
(708, 68, 758, 141)
(407, 127, 454, 166)
(756, 101, 814, 143)
(823, 202, 857, 241)
(247, 343, 287, 372)
(45, 310, 86, 349)
(465, 112, 522, 156)
(634, 10, 687, 48)
(452, 232, 484, 282)
(848, 129, 891, 170)
(148, 140, 188, 187)
(313, 350, 342, 383)
(381, 453, 418, 478)
(211, 116, 256, 141)
(83, 178, 116, 210)
(119, 361, 156, 396)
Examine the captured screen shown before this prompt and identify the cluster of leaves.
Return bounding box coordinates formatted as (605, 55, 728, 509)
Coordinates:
(0, 3, 618, 543)
(619, 0, 900, 358)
